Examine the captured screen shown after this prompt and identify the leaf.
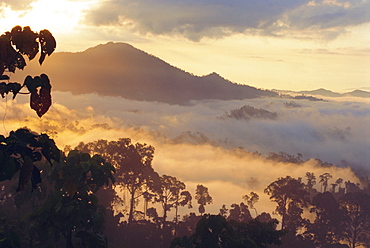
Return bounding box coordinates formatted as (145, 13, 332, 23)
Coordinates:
(24, 75, 35, 92)
(0, 75, 9, 80)
(16, 156, 34, 192)
(39, 133, 61, 163)
(30, 78, 51, 117)
(8, 82, 23, 99)
(38, 29, 56, 65)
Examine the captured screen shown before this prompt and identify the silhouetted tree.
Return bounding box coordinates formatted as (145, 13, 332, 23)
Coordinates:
(76, 139, 160, 225)
(336, 178, 344, 189)
(171, 214, 285, 248)
(243, 191, 259, 216)
(305, 192, 344, 247)
(339, 191, 370, 248)
(305, 172, 316, 190)
(227, 203, 252, 223)
(154, 174, 192, 232)
(264, 176, 310, 230)
(345, 181, 361, 193)
(230, 218, 285, 248)
(319, 173, 332, 192)
(195, 184, 213, 215)
(219, 204, 228, 218)
(266, 152, 303, 164)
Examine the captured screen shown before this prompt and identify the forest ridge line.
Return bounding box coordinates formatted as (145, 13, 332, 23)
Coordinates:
(11, 42, 278, 104)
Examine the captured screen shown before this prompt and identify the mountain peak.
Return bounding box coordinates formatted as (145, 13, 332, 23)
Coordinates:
(11, 42, 278, 104)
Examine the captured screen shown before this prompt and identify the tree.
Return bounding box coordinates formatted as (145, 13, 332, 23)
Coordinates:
(264, 176, 310, 230)
(76, 139, 160, 225)
(305, 172, 316, 191)
(305, 192, 344, 247)
(154, 175, 192, 229)
(227, 202, 252, 223)
(219, 204, 228, 218)
(230, 218, 286, 248)
(243, 191, 259, 216)
(339, 191, 370, 248)
(171, 214, 236, 248)
(195, 184, 213, 216)
(319, 173, 332, 192)
(0, 26, 56, 117)
(171, 214, 285, 248)
(30, 150, 115, 248)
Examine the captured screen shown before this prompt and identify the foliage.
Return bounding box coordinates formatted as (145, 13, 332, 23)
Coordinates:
(339, 191, 370, 248)
(171, 214, 285, 248)
(0, 26, 56, 117)
(154, 174, 192, 227)
(30, 150, 115, 248)
(264, 176, 310, 230)
(319, 172, 333, 192)
(243, 191, 259, 216)
(305, 192, 344, 246)
(0, 128, 60, 192)
(75, 139, 160, 224)
(229, 218, 286, 248)
(227, 202, 252, 223)
(195, 184, 213, 215)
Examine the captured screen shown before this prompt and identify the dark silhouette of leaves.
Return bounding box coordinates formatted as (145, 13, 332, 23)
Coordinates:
(0, 26, 55, 117)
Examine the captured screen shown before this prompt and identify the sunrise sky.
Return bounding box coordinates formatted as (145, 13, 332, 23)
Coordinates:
(0, 0, 369, 91)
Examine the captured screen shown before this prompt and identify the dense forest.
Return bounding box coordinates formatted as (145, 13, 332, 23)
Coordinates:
(0, 131, 369, 248)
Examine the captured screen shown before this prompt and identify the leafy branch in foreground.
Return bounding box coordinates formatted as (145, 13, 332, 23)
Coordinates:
(0, 25, 56, 117)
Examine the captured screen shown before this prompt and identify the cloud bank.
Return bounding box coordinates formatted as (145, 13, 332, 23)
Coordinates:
(84, 0, 370, 40)
(0, 0, 36, 11)
(1, 92, 367, 214)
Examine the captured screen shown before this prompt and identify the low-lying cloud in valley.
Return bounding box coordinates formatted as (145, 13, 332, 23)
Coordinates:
(1, 91, 368, 215)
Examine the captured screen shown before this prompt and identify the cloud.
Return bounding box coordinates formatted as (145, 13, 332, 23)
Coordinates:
(1, 91, 367, 215)
(83, 0, 370, 40)
(0, 0, 36, 11)
(5, 91, 370, 171)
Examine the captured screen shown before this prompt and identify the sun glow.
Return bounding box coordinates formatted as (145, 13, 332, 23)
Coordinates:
(0, 0, 96, 35)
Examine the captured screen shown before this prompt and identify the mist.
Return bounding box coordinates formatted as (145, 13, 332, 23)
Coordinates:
(0, 91, 367, 215)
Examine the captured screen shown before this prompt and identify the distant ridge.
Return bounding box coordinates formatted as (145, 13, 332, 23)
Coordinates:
(12, 42, 277, 104)
(297, 88, 342, 97)
(275, 88, 370, 98)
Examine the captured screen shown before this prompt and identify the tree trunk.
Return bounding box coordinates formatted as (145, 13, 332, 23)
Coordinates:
(128, 189, 136, 225)
(66, 229, 74, 248)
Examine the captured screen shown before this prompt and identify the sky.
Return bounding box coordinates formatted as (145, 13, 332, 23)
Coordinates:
(0, 0, 369, 92)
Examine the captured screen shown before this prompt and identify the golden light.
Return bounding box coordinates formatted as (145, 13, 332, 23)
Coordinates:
(0, 0, 97, 34)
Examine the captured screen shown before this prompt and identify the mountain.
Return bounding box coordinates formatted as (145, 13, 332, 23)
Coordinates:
(345, 90, 370, 98)
(11, 42, 277, 104)
(296, 88, 342, 97)
(275, 88, 370, 98)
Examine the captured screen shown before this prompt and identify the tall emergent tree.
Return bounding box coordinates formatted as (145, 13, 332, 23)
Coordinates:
(195, 184, 213, 216)
(264, 176, 310, 230)
(305, 191, 344, 247)
(319, 172, 332, 192)
(339, 191, 370, 248)
(243, 191, 259, 216)
(154, 174, 192, 228)
(76, 138, 161, 224)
